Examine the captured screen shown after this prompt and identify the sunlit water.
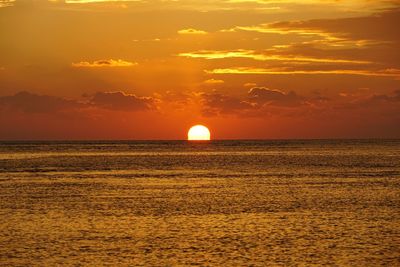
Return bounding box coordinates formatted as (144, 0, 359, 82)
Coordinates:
(0, 140, 399, 266)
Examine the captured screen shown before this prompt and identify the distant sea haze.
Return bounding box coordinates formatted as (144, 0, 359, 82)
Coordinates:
(0, 140, 399, 265)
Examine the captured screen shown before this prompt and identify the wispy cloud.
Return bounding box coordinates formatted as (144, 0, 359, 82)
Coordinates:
(227, 8, 400, 47)
(0, 0, 14, 8)
(72, 59, 138, 68)
(206, 67, 400, 77)
(178, 28, 208, 35)
(179, 49, 371, 64)
(204, 79, 225, 84)
(65, 0, 142, 3)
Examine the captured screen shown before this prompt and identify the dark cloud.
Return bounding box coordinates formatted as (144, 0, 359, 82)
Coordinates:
(199, 87, 307, 116)
(198, 87, 400, 118)
(89, 91, 156, 111)
(264, 9, 400, 70)
(270, 9, 400, 43)
(248, 87, 304, 107)
(162, 91, 191, 106)
(364, 89, 400, 104)
(0, 91, 158, 114)
(200, 91, 255, 116)
(0, 91, 81, 113)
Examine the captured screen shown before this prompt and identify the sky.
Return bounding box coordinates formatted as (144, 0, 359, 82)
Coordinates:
(0, 0, 399, 140)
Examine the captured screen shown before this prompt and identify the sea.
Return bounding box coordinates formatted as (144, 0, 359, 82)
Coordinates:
(0, 140, 399, 266)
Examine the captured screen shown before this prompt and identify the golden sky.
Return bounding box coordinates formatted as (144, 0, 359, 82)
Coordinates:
(0, 0, 399, 139)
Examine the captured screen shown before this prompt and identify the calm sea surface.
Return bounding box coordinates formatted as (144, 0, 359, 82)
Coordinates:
(0, 140, 399, 266)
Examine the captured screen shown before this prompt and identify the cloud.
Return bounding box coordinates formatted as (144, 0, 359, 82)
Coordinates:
(89, 91, 156, 111)
(206, 67, 400, 77)
(248, 87, 303, 106)
(159, 91, 193, 107)
(177, 9, 399, 81)
(0, 0, 14, 8)
(0, 91, 82, 113)
(26, 0, 396, 13)
(244, 82, 257, 87)
(178, 28, 208, 35)
(72, 59, 138, 68)
(334, 89, 400, 113)
(196, 87, 400, 120)
(199, 86, 306, 116)
(204, 79, 225, 84)
(364, 89, 400, 104)
(216, 8, 400, 74)
(229, 8, 400, 46)
(200, 91, 255, 116)
(269, 9, 400, 43)
(0, 91, 158, 114)
(64, 0, 143, 3)
(179, 49, 370, 64)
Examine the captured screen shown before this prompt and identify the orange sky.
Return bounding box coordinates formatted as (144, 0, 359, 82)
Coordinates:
(0, 0, 399, 139)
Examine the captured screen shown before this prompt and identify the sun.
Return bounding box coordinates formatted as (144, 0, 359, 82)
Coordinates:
(188, 125, 211, 141)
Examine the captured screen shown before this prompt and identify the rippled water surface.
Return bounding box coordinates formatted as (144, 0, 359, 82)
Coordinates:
(0, 140, 399, 266)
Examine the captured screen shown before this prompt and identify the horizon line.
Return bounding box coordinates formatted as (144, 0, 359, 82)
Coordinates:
(0, 138, 399, 142)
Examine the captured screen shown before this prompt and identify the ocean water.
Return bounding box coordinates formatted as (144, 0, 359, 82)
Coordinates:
(0, 140, 399, 266)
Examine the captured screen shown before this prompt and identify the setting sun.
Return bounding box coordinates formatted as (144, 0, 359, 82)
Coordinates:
(188, 125, 211, 141)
